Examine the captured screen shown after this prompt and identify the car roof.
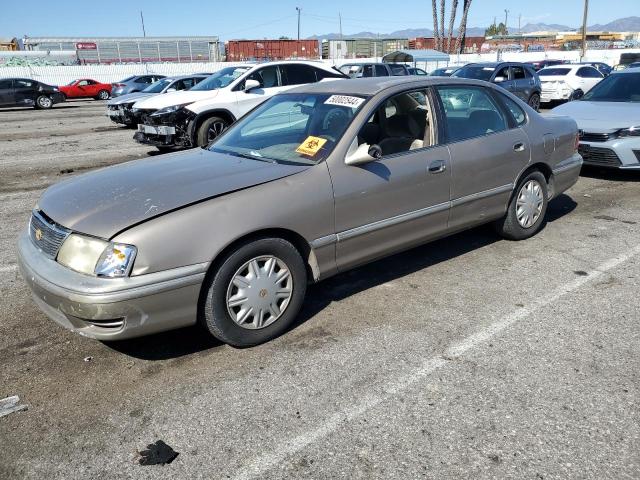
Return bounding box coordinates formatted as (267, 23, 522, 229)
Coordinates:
(286, 76, 492, 96)
(165, 74, 208, 80)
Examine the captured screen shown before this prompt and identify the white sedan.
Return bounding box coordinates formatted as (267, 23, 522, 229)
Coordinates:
(539, 65, 604, 104)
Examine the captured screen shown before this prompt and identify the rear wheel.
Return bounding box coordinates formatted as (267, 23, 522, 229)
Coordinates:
(35, 95, 53, 109)
(201, 238, 307, 347)
(96, 90, 110, 100)
(196, 116, 229, 147)
(495, 171, 548, 240)
(527, 93, 541, 111)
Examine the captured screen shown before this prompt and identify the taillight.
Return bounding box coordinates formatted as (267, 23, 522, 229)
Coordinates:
(113, 83, 125, 87)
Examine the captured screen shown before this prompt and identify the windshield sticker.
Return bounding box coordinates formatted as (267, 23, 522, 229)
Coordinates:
(296, 136, 328, 156)
(324, 95, 365, 109)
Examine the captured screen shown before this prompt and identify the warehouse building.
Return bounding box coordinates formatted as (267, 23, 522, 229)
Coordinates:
(322, 38, 410, 59)
(22, 36, 221, 64)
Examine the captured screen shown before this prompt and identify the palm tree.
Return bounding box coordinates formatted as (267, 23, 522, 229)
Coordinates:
(439, 0, 446, 51)
(431, 0, 440, 51)
(446, 0, 459, 53)
(455, 0, 473, 54)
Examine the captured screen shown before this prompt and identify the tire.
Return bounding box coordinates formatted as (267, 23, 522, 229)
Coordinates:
(494, 171, 548, 240)
(156, 146, 173, 153)
(571, 89, 584, 101)
(196, 116, 229, 148)
(35, 95, 53, 110)
(97, 90, 110, 100)
(201, 238, 307, 347)
(527, 93, 541, 111)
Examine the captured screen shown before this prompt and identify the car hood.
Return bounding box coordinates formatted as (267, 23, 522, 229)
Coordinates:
(107, 92, 154, 105)
(132, 89, 218, 110)
(38, 149, 309, 239)
(551, 100, 640, 132)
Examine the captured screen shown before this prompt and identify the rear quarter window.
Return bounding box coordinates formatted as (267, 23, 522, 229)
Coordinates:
(498, 93, 527, 126)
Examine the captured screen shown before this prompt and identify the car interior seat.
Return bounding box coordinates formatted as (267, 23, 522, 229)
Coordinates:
(467, 110, 504, 137)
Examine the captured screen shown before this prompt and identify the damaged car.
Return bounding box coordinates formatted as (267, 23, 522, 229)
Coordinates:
(18, 77, 582, 346)
(106, 74, 208, 126)
(131, 61, 347, 150)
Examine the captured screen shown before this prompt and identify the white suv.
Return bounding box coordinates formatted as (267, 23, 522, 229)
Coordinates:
(539, 64, 604, 104)
(132, 61, 348, 150)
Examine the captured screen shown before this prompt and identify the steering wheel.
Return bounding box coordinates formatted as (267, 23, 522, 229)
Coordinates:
(321, 108, 349, 142)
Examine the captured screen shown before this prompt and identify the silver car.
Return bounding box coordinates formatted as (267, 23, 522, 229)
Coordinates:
(18, 77, 582, 346)
(107, 75, 208, 126)
(111, 74, 166, 98)
(550, 68, 640, 170)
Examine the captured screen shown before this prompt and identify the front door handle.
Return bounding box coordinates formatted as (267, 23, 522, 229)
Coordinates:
(513, 142, 526, 152)
(429, 160, 447, 173)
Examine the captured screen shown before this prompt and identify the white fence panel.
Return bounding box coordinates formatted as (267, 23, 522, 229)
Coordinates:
(1, 49, 638, 85)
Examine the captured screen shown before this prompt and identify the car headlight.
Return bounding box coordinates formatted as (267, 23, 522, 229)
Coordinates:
(57, 234, 137, 277)
(617, 126, 640, 138)
(151, 103, 192, 116)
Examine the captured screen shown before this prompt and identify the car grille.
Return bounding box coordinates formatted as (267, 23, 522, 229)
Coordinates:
(29, 211, 71, 259)
(578, 145, 622, 167)
(107, 105, 119, 111)
(579, 131, 612, 142)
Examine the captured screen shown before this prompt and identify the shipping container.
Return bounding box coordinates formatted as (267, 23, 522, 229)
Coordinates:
(225, 40, 320, 61)
(321, 38, 410, 59)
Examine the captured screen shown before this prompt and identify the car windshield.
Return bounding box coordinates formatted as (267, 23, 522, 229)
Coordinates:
(452, 66, 495, 81)
(581, 72, 640, 102)
(339, 65, 361, 74)
(66, 80, 77, 85)
(119, 76, 135, 83)
(142, 78, 172, 93)
(209, 93, 368, 165)
(190, 66, 251, 91)
(538, 68, 571, 76)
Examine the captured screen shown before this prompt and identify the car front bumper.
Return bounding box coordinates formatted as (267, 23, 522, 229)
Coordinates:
(540, 88, 573, 102)
(578, 136, 640, 170)
(18, 232, 207, 341)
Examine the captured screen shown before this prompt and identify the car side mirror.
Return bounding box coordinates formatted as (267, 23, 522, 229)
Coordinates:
(494, 76, 506, 83)
(571, 90, 585, 100)
(244, 79, 261, 92)
(345, 143, 382, 166)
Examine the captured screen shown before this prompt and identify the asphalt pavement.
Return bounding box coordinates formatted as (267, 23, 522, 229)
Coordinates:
(0, 100, 638, 479)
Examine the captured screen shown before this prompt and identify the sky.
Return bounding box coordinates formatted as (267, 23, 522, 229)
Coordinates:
(0, 1, 636, 40)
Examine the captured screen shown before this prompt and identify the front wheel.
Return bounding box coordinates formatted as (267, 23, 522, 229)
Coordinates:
(527, 93, 541, 111)
(201, 238, 307, 347)
(96, 90, 110, 100)
(35, 95, 53, 109)
(494, 171, 548, 240)
(196, 116, 229, 147)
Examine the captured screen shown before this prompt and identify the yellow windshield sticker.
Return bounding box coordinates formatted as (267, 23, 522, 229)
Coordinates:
(296, 136, 327, 156)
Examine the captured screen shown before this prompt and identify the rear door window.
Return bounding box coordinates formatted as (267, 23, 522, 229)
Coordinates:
(511, 66, 526, 80)
(375, 64, 389, 76)
(435, 86, 508, 142)
(0, 79, 12, 90)
(280, 64, 317, 86)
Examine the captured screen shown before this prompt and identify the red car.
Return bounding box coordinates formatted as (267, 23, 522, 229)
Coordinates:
(59, 79, 111, 100)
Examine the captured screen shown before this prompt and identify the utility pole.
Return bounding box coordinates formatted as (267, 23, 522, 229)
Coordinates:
(140, 11, 146, 37)
(296, 7, 301, 41)
(504, 9, 509, 34)
(581, 0, 589, 60)
(518, 14, 522, 33)
(339, 12, 343, 41)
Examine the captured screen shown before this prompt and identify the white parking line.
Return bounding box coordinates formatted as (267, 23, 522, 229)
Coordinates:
(233, 244, 640, 480)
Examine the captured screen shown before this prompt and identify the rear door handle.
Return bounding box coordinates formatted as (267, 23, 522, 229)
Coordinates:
(429, 160, 447, 173)
(513, 142, 526, 152)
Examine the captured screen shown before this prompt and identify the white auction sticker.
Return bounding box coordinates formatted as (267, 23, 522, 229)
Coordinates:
(324, 95, 365, 109)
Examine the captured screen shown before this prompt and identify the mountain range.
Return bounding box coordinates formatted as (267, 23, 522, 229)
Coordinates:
(308, 16, 640, 40)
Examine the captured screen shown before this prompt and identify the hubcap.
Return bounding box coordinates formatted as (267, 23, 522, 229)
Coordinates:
(516, 180, 544, 229)
(207, 121, 227, 142)
(99, 91, 108, 99)
(226, 256, 293, 330)
(39, 97, 52, 108)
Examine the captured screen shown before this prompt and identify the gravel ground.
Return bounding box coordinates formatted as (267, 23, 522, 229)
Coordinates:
(0, 100, 639, 480)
